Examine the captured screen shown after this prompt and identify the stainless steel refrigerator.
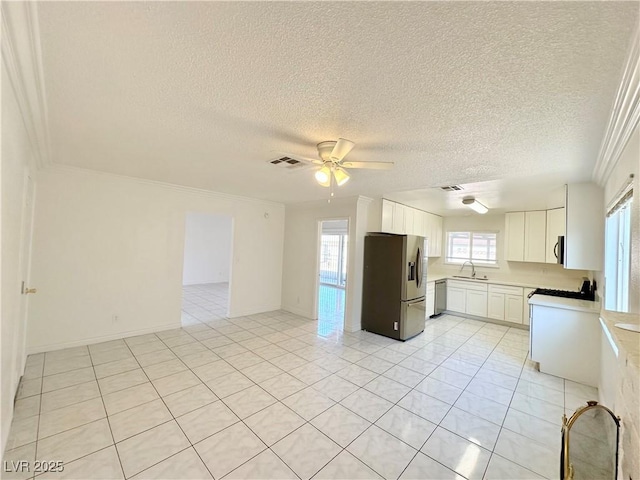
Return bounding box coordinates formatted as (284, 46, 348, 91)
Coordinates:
(361, 233, 427, 341)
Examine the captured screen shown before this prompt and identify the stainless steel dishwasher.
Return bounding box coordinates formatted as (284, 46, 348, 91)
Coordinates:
(434, 279, 446, 316)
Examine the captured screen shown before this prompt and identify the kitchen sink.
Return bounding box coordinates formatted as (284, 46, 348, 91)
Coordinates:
(452, 275, 489, 281)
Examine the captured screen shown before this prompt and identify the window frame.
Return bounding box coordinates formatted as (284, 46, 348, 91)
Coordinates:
(444, 230, 499, 267)
(604, 190, 632, 312)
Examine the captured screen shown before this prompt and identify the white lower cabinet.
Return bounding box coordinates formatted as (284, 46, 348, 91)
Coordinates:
(446, 280, 487, 317)
(466, 290, 488, 317)
(523, 289, 535, 325)
(530, 304, 600, 386)
(487, 285, 524, 324)
(446, 285, 466, 313)
(426, 282, 435, 318)
(505, 295, 523, 323)
(487, 293, 505, 320)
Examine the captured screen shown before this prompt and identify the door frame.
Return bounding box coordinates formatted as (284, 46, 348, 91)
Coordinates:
(14, 169, 36, 394)
(180, 212, 234, 322)
(314, 217, 350, 326)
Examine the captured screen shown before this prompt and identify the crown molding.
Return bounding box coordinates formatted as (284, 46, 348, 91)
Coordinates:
(593, 25, 640, 186)
(2, 2, 51, 170)
(42, 164, 286, 209)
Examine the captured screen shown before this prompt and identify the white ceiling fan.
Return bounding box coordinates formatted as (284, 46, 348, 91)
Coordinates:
(282, 138, 394, 188)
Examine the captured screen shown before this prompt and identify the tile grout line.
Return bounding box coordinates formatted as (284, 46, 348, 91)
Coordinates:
(87, 345, 128, 480)
(17, 305, 565, 480)
(119, 335, 219, 480)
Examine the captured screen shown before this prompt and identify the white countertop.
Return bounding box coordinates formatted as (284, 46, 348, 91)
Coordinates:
(528, 294, 600, 313)
(599, 310, 640, 373)
(426, 274, 582, 291)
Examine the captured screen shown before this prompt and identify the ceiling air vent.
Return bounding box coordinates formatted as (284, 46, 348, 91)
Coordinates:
(268, 156, 307, 169)
(440, 185, 463, 191)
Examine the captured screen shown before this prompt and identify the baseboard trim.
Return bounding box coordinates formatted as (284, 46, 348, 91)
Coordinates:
(441, 311, 530, 330)
(27, 322, 182, 354)
(281, 305, 315, 319)
(228, 304, 283, 318)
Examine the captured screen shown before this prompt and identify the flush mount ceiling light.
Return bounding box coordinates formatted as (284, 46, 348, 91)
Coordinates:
(462, 197, 489, 214)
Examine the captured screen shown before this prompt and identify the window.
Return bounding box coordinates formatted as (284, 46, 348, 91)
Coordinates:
(604, 187, 632, 312)
(446, 231, 497, 265)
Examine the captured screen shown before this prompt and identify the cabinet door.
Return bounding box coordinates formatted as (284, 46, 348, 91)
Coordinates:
(446, 287, 466, 313)
(381, 199, 394, 233)
(414, 210, 425, 239)
(404, 208, 415, 235)
(505, 294, 524, 324)
(424, 214, 434, 255)
(425, 214, 443, 257)
(487, 292, 505, 320)
(546, 208, 566, 264)
(524, 211, 546, 263)
(426, 287, 435, 318)
(565, 183, 604, 271)
(505, 212, 525, 261)
(392, 203, 405, 234)
(466, 290, 488, 317)
(432, 215, 443, 257)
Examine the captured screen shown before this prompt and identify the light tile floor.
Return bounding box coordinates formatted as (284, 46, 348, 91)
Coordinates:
(4, 306, 599, 480)
(181, 283, 229, 327)
(317, 285, 345, 335)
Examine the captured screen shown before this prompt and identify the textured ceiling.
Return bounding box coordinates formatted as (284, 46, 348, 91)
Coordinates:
(35, 1, 639, 205)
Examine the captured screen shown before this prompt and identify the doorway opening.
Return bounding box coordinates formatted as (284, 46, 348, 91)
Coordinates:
(317, 219, 348, 334)
(181, 212, 233, 327)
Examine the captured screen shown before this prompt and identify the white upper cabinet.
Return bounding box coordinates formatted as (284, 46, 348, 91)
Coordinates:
(428, 214, 443, 257)
(379, 200, 442, 257)
(392, 203, 406, 234)
(506, 210, 548, 264)
(381, 199, 394, 232)
(404, 208, 415, 236)
(545, 208, 565, 264)
(524, 211, 546, 263)
(565, 184, 604, 271)
(414, 210, 425, 238)
(505, 212, 525, 261)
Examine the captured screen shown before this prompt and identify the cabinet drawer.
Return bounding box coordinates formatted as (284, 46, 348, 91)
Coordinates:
(447, 280, 488, 292)
(488, 284, 523, 296)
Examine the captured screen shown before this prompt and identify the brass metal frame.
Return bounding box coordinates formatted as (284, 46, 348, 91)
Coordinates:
(561, 401, 621, 480)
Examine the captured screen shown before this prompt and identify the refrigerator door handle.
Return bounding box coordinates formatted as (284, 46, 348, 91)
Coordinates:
(407, 298, 426, 306)
(416, 247, 422, 288)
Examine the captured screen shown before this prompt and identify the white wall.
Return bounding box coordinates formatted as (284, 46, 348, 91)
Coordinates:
(27, 167, 285, 353)
(1, 67, 36, 454)
(281, 196, 372, 332)
(602, 124, 640, 312)
(429, 213, 589, 288)
(182, 213, 232, 286)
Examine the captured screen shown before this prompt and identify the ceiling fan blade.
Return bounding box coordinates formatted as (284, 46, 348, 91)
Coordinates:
(341, 161, 394, 170)
(330, 138, 355, 162)
(274, 151, 323, 165)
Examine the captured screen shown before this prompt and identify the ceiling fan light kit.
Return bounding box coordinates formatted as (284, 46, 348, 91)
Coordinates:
(314, 165, 331, 187)
(277, 137, 394, 194)
(333, 166, 350, 186)
(462, 197, 489, 214)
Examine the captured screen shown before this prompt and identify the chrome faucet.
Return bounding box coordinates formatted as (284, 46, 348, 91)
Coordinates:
(460, 261, 476, 278)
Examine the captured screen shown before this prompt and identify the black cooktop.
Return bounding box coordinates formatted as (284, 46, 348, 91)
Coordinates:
(529, 288, 595, 301)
